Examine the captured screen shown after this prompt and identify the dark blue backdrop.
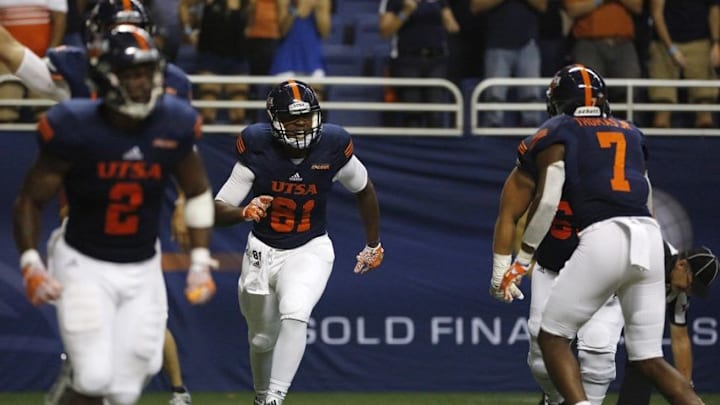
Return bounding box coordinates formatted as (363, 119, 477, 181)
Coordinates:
(0, 131, 718, 393)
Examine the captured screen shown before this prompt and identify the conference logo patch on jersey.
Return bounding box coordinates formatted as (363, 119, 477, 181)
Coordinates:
(311, 163, 330, 170)
(123, 146, 144, 160)
(152, 138, 178, 149)
(289, 172, 303, 182)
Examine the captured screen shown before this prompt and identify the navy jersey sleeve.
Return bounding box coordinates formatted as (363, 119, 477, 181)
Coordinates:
(37, 102, 85, 161)
(45, 46, 90, 98)
(322, 124, 353, 170)
(164, 63, 192, 101)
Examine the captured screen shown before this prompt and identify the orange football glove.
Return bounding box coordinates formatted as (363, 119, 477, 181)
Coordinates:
(499, 259, 529, 302)
(21, 249, 62, 306)
(185, 248, 218, 305)
(354, 243, 384, 274)
(241, 195, 274, 222)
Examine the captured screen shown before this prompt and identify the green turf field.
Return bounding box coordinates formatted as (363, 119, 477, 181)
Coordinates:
(1, 392, 719, 404)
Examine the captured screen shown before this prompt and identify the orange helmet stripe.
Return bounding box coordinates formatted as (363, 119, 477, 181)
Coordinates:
(578, 65, 592, 106)
(288, 79, 302, 100)
(122, 0, 132, 11)
(129, 27, 150, 50)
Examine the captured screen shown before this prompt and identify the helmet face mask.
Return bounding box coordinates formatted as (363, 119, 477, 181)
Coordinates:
(91, 25, 164, 119)
(546, 64, 610, 118)
(266, 80, 322, 150)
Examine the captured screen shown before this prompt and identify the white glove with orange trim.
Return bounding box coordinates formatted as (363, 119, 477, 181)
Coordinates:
(490, 253, 525, 302)
(241, 195, 274, 222)
(21, 249, 62, 306)
(354, 243, 384, 274)
(185, 248, 218, 305)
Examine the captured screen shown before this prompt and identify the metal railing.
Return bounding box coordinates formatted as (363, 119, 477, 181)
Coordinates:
(0, 75, 718, 136)
(0, 75, 465, 136)
(470, 78, 720, 136)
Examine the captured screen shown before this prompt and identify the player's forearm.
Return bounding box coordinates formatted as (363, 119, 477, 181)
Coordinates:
(356, 179, 381, 246)
(187, 227, 212, 249)
(213, 200, 245, 226)
(671, 325, 693, 379)
(49, 11, 67, 48)
(13, 195, 43, 253)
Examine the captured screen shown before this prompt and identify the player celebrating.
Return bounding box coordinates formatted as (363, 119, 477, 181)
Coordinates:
(13, 25, 215, 405)
(214, 80, 383, 405)
(498, 64, 702, 405)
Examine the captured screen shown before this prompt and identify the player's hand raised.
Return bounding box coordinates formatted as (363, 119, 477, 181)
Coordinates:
(241, 195, 274, 222)
(21, 249, 62, 306)
(185, 248, 218, 305)
(354, 243, 384, 274)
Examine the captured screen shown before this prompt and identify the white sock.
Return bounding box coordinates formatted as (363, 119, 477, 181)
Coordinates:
(573, 401, 591, 405)
(268, 319, 307, 396)
(250, 348, 273, 394)
(14, 47, 68, 100)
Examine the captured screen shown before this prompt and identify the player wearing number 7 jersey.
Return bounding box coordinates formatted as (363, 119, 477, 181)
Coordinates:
(214, 79, 382, 405)
(13, 26, 215, 405)
(498, 64, 702, 405)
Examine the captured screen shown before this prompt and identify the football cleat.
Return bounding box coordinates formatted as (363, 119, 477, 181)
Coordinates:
(45, 353, 73, 405)
(169, 390, 192, 405)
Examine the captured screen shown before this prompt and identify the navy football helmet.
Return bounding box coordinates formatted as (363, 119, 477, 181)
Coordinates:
(546, 64, 610, 117)
(84, 0, 155, 52)
(89, 25, 164, 119)
(266, 80, 322, 150)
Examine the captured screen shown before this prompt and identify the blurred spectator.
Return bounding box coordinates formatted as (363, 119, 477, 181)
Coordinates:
(270, 0, 331, 99)
(379, 0, 460, 127)
(245, 0, 280, 120)
(447, 0, 485, 84)
(179, 0, 250, 124)
(538, 0, 569, 77)
(63, 0, 86, 47)
(145, 0, 183, 62)
(563, 0, 643, 109)
(472, 0, 546, 127)
(0, 0, 67, 122)
(647, 0, 719, 128)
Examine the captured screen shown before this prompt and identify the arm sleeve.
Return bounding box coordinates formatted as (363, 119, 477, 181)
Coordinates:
(333, 155, 368, 193)
(522, 160, 565, 252)
(215, 162, 255, 206)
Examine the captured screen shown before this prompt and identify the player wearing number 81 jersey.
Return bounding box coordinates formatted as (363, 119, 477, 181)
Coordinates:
(498, 64, 702, 405)
(214, 79, 382, 405)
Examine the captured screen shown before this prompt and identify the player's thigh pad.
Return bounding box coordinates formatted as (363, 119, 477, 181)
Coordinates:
(274, 235, 334, 322)
(576, 295, 624, 353)
(528, 266, 557, 338)
(541, 221, 629, 339)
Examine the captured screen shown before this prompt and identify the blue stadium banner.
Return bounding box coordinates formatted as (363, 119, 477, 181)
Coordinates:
(0, 132, 718, 392)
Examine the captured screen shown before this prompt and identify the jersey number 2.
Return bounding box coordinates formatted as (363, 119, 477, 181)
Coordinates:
(270, 197, 315, 233)
(596, 131, 631, 192)
(105, 182, 143, 235)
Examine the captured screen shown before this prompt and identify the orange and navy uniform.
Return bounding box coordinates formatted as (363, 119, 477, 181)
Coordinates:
(527, 114, 650, 231)
(0, 0, 67, 56)
(236, 123, 353, 249)
(517, 133, 579, 272)
(37, 96, 200, 262)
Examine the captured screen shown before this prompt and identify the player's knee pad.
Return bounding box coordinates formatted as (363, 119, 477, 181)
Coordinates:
(59, 283, 103, 334)
(105, 390, 141, 405)
(578, 350, 616, 384)
(250, 332, 278, 353)
(72, 364, 112, 397)
(576, 320, 618, 354)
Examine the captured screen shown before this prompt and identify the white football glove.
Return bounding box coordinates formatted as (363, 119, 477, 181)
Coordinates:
(185, 248, 218, 305)
(354, 243, 384, 274)
(241, 195, 274, 222)
(490, 253, 524, 302)
(20, 249, 62, 306)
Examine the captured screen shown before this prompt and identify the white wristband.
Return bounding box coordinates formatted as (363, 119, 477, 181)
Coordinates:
(20, 249, 41, 268)
(190, 247, 211, 267)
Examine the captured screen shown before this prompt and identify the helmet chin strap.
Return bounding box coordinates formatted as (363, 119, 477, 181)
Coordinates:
(110, 70, 164, 119)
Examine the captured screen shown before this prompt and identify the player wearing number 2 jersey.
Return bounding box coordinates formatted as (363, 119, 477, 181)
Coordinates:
(12, 26, 215, 405)
(214, 80, 382, 405)
(497, 64, 702, 405)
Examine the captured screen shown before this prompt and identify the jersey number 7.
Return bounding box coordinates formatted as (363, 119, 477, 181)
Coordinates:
(596, 131, 631, 192)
